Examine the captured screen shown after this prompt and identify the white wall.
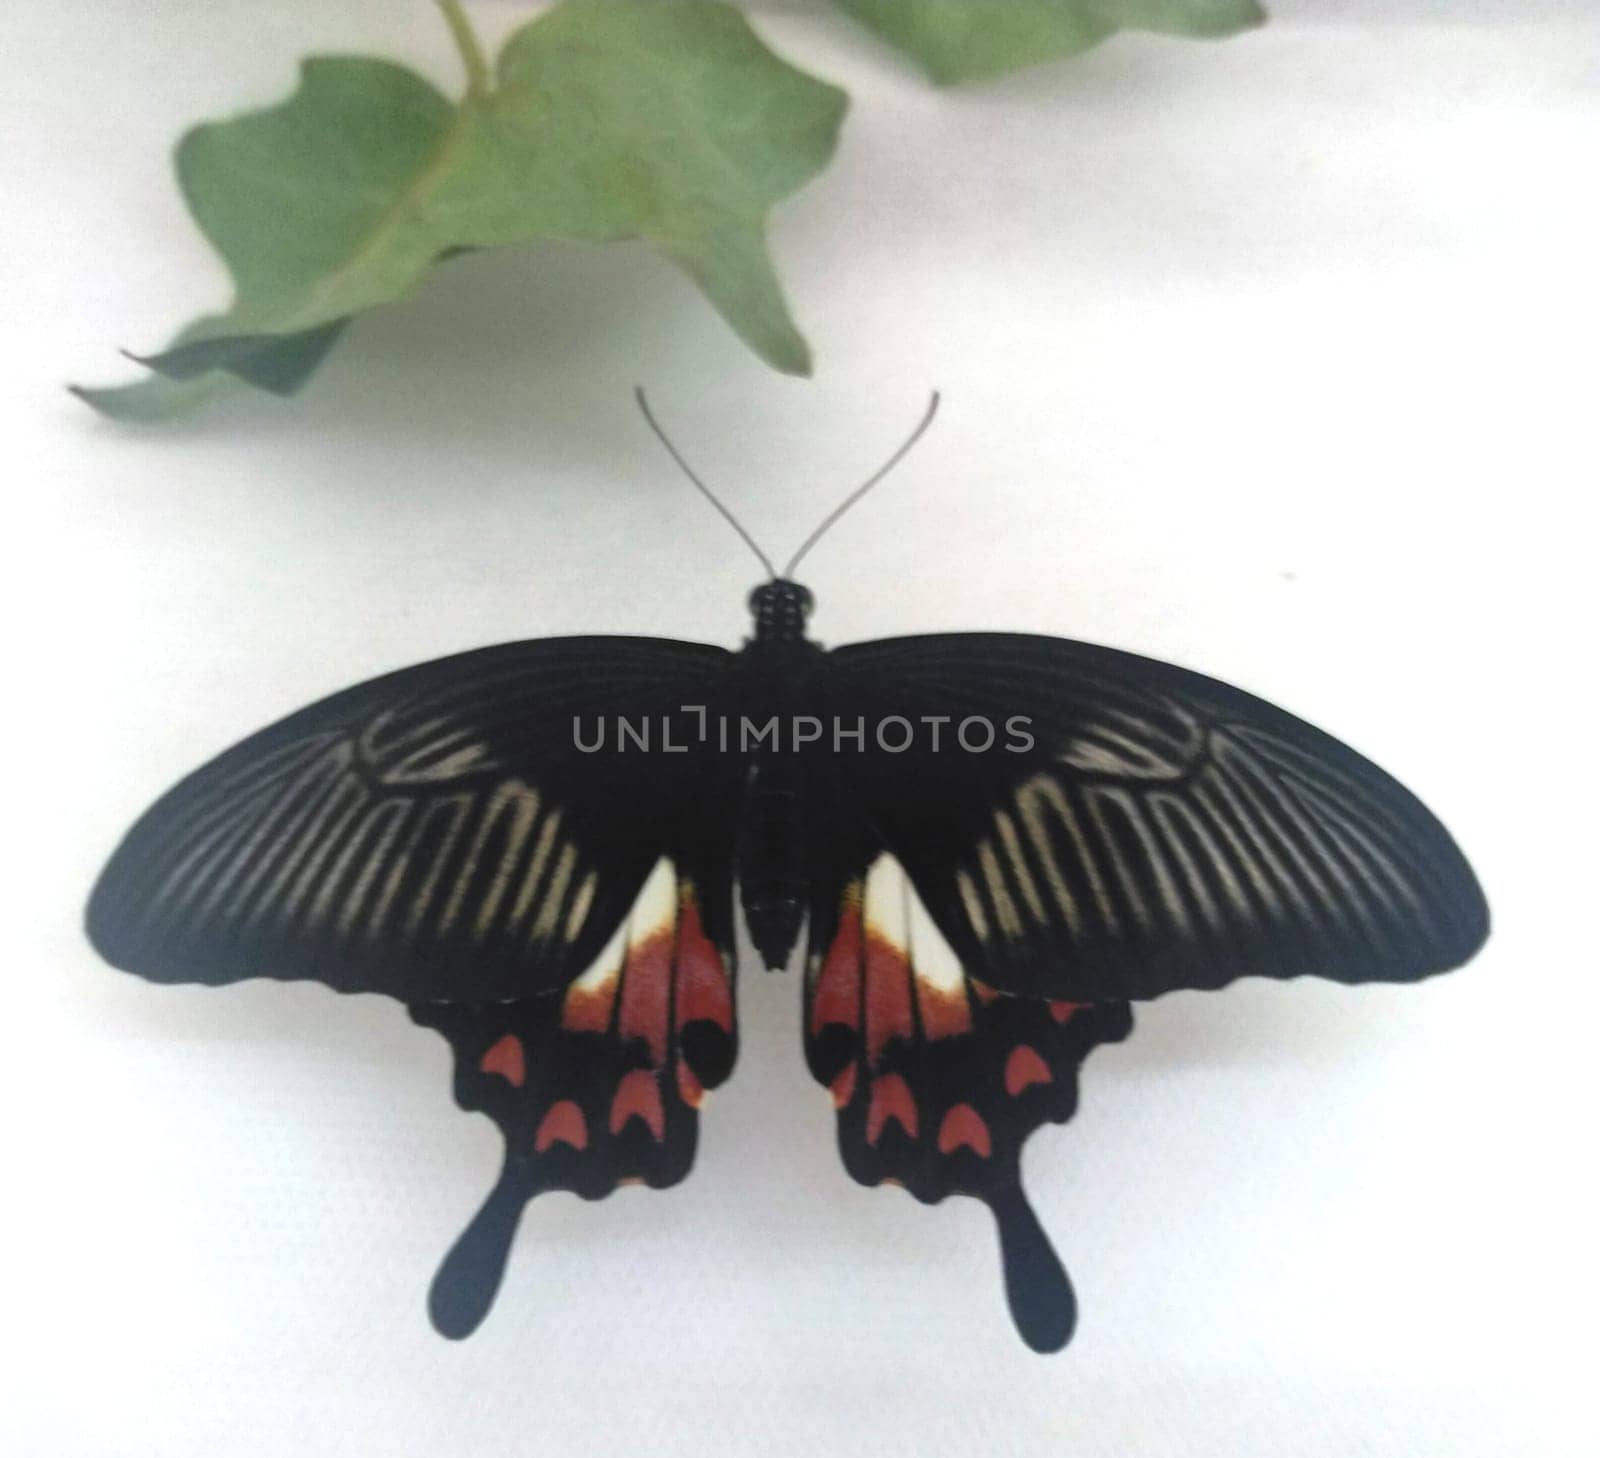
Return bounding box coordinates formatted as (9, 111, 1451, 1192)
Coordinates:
(3, 3, 1594, 1454)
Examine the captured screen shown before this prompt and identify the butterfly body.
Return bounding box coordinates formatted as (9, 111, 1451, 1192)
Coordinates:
(87, 575, 1488, 1352)
(736, 579, 824, 968)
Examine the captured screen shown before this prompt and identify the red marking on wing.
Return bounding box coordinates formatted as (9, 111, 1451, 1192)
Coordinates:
(609, 1069, 666, 1140)
(830, 1063, 858, 1110)
(864, 931, 914, 1065)
(479, 1034, 525, 1087)
(916, 981, 973, 1040)
(675, 895, 733, 1034)
(970, 977, 1002, 1006)
(811, 903, 863, 1034)
(937, 1104, 992, 1158)
(1049, 1001, 1082, 1024)
(866, 1073, 918, 1144)
(676, 1060, 704, 1109)
(619, 927, 673, 1066)
(534, 1100, 588, 1153)
(1005, 1044, 1054, 1096)
(561, 971, 618, 1034)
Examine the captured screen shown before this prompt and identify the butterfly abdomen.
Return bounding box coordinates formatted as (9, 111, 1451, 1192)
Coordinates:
(738, 753, 808, 970)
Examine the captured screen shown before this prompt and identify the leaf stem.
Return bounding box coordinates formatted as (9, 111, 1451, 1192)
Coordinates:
(438, 0, 491, 99)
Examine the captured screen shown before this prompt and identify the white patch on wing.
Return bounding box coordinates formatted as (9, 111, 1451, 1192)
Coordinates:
(865, 851, 964, 995)
(631, 855, 678, 942)
(568, 855, 677, 989)
(863, 852, 909, 954)
(571, 917, 628, 992)
(906, 871, 964, 996)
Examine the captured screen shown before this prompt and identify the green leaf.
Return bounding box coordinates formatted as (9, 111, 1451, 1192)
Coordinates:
(833, 0, 1265, 85)
(77, 0, 847, 419)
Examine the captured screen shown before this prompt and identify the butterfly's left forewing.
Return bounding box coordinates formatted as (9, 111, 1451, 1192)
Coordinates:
(88, 636, 742, 1001)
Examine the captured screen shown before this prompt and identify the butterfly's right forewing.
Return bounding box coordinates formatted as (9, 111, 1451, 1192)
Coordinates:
(818, 634, 1488, 1002)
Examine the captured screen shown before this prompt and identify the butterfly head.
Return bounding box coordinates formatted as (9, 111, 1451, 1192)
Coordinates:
(748, 579, 815, 643)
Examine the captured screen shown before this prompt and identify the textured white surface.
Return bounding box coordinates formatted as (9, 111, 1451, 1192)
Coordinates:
(3, 2, 1596, 1454)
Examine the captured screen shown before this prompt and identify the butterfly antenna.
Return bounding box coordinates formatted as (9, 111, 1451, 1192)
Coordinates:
(634, 387, 778, 579)
(782, 390, 941, 579)
(780, 396, 940, 585)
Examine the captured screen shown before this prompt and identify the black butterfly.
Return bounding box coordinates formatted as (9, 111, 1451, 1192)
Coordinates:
(86, 394, 1488, 1352)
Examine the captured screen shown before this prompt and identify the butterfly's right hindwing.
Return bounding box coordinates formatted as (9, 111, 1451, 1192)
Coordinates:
(87, 637, 742, 1002)
(803, 843, 1132, 1351)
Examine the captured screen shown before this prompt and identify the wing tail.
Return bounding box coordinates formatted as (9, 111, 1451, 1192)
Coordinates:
(429, 1166, 527, 1340)
(991, 1184, 1076, 1354)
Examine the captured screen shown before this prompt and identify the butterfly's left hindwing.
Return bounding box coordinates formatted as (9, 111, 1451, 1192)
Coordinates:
(411, 856, 737, 1337)
(804, 849, 1133, 1352)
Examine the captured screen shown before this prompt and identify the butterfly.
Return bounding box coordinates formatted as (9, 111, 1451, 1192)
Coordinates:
(86, 392, 1489, 1352)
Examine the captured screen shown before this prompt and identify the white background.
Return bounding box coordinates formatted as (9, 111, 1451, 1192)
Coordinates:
(3, 2, 1596, 1453)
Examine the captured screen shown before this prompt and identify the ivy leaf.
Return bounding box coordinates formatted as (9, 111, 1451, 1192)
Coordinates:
(833, 0, 1266, 85)
(75, 0, 847, 419)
